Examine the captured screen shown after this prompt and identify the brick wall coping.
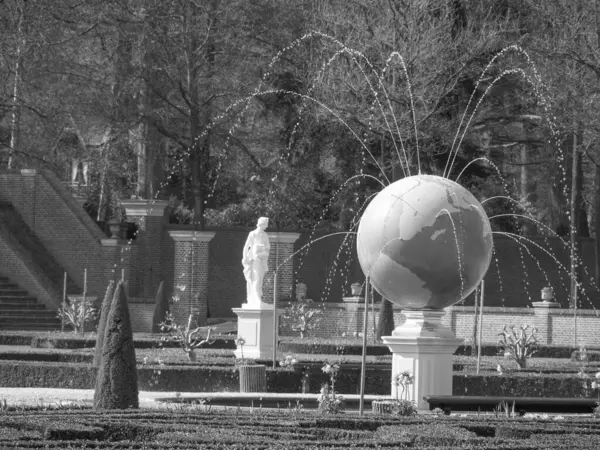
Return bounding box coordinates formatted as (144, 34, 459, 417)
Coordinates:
(267, 232, 301, 244)
(547, 308, 600, 317)
(168, 230, 216, 242)
(448, 305, 535, 314)
(121, 199, 169, 217)
(100, 239, 137, 248)
(448, 305, 600, 316)
(279, 301, 375, 311)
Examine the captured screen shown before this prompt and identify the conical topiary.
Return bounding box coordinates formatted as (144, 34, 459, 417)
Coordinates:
(94, 280, 116, 366)
(93, 281, 139, 410)
(152, 281, 168, 333)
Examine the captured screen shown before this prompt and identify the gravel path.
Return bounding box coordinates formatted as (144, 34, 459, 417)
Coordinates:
(0, 388, 187, 409)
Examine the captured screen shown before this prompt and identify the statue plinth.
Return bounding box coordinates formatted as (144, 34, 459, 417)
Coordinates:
(382, 310, 462, 410)
(232, 303, 281, 360)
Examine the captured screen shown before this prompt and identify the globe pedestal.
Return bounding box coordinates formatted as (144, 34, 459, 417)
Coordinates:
(382, 310, 462, 410)
(232, 303, 281, 360)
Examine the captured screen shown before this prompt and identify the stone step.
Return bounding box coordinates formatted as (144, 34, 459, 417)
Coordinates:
(0, 282, 19, 288)
(0, 290, 29, 296)
(0, 309, 57, 317)
(0, 302, 47, 310)
(0, 296, 38, 303)
(0, 315, 61, 323)
(0, 322, 62, 331)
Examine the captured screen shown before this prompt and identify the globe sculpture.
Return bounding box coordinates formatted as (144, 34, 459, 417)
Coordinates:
(357, 174, 493, 310)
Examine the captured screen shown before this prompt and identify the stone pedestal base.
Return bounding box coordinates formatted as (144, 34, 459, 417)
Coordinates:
(382, 310, 462, 410)
(232, 304, 281, 360)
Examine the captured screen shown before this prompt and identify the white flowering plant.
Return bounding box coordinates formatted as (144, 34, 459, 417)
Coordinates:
(279, 354, 299, 370)
(283, 300, 323, 339)
(390, 370, 417, 416)
(591, 372, 600, 416)
(317, 362, 344, 414)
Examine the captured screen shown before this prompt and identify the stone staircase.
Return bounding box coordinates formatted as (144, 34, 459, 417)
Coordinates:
(0, 274, 63, 331)
(0, 202, 80, 295)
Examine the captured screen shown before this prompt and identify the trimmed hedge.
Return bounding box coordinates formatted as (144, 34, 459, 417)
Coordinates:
(0, 359, 598, 398)
(29, 334, 236, 350)
(279, 341, 588, 359)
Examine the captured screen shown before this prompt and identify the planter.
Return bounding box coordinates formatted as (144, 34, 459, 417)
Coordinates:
(239, 364, 267, 393)
(108, 221, 121, 239)
(372, 399, 417, 416)
(372, 399, 396, 414)
(351, 283, 363, 297)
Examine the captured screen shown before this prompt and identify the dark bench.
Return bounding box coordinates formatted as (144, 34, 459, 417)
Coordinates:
(423, 395, 598, 415)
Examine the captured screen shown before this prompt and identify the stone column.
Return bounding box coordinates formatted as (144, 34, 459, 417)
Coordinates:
(168, 230, 216, 326)
(121, 199, 169, 299)
(383, 310, 462, 410)
(262, 232, 301, 304)
(232, 304, 283, 360)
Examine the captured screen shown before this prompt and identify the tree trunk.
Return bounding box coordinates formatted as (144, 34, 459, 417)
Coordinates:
(8, 1, 25, 168)
(596, 144, 600, 284)
(376, 298, 395, 340)
(520, 144, 537, 235)
(570, 131, 582, 308)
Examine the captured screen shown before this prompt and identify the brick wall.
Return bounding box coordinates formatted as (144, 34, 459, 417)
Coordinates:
(168, 231, 215, 326)
(262, 232, 300, 304)
(0, 170, 109, 299)
(129, 302, 154, 333)
(278, 302, 600, 347)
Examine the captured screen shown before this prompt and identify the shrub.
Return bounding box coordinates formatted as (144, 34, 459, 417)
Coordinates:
(93, 281, 139, 409)
(93, 280, 115, 366)
(159, 312, 215, 361)
(57, 297, 98, 333)
(282, 300, 323, 339)
(498, 324, 538, 369)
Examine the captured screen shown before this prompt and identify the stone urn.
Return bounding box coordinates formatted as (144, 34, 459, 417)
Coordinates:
(541, 287, 554, 301)
(296, 283, 307, 302)
(350, 282, 363, 297)
(108, 220, 121, 239)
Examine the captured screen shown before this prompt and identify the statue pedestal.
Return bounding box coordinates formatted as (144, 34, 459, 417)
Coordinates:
(382, 310, 462, 410)
(232, 303, 281, 360)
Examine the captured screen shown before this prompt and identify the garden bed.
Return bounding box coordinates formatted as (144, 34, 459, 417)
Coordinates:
(0, 409, 600, 449)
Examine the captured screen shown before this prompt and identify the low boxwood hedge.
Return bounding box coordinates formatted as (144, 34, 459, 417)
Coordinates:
(278, 341, 588, 359)
(29, 335, 236, 350)
(2, 410, 600, 449)
(0, 359, 597, 398)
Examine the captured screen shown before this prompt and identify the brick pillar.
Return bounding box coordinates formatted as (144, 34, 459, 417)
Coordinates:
(168, 230, 216, 326)
(262, 232, 301, 304)
(101, 239, 134, 293)
(121, 200, 168, 299)
(531, 301, 560, 345)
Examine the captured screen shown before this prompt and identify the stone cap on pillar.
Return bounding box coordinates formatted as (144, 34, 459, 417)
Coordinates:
(121, 199, 170, 218)
(532, 301, 561, 309)
(266, 232, 301, 244)
(168, 230, 217, 242)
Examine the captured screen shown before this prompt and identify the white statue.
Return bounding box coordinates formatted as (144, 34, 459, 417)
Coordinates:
(242, 217, 270, 306)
